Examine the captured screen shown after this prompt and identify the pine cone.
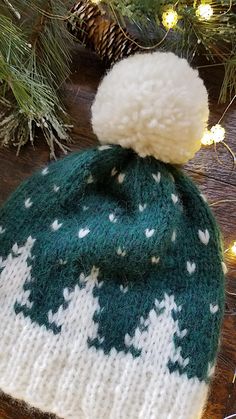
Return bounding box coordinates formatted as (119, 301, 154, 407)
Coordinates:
(68, 0, 139, 66)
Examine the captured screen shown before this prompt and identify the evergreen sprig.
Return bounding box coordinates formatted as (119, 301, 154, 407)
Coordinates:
(104, 0, 236, 102)
(0, 0, 74, 157)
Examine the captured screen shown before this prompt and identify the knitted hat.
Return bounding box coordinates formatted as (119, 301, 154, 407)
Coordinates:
(0, 52, 225, 419)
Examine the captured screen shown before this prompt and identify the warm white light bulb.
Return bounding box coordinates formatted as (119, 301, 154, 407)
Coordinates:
(201, 129, 214, 146)
(162, 9, 178, 29)
(210, 124, 225, 143)
(196, 3, 213, 20)
(231, 241, 236, 255)
(201, 124, 225, 146)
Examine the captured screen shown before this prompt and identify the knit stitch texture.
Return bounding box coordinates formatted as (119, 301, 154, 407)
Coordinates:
(0, 145, 225, 419)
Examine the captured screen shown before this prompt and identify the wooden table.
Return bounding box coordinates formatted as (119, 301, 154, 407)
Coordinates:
(0, 47, 236, 419)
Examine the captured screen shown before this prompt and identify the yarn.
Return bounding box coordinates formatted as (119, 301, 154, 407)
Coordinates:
(92, 52, 209, 164)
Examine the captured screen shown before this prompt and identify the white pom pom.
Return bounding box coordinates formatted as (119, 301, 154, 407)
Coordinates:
(91, 52, 209, 164)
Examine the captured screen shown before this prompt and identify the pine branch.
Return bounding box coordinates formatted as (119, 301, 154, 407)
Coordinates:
(2, 0, 20, 19)
(100, 0, 236, 101)
(0, 1, 74, 157)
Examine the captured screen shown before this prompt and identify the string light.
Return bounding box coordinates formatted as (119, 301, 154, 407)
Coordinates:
(225, 241, 236, 256)
(231, 242, 236, 256)
(162, 9, 178, 29)
(201, 129, 214, 146)
(210, 124, 225, 143)
(196, 3, 213, 20)
(201, 124, 225, 146)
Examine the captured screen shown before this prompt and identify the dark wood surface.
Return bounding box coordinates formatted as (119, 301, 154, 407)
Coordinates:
(0, 47, 236, 419)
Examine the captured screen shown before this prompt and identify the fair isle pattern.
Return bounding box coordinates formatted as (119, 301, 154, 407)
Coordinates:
(0, 145, 225, 419)
(0, 254, 208, 419)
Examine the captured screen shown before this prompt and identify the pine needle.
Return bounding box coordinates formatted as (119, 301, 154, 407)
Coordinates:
(102, 0, 236, 102)
(0, 2, 74, 157)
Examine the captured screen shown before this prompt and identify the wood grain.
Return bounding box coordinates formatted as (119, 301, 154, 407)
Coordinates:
(0, 46, 235, 419)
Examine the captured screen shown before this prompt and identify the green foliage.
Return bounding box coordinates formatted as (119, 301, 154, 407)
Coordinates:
(0, 1, 74, 157)
(105, 0, 236, 102)
(1, 0, 235, 156)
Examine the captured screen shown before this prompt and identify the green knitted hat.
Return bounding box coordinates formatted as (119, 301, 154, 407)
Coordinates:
(0, 52, 225, 419)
